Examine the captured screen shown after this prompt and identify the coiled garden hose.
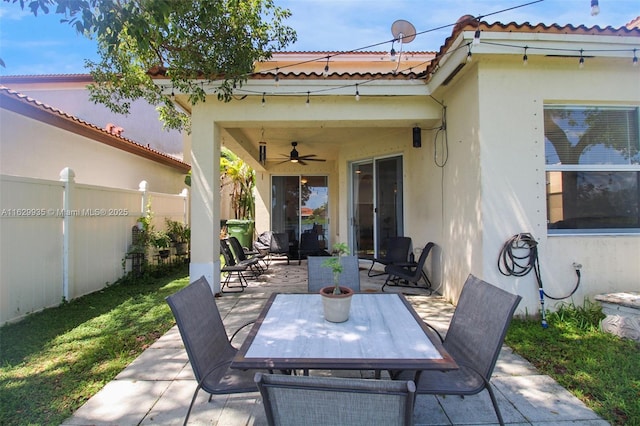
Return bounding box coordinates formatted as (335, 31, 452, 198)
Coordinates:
(498, 233, 581, 328)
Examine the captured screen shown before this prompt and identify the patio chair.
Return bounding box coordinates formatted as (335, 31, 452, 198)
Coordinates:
(392, 274, 522, 426)
(367, 236, 412, 277)
(297, 230, 330, 265)
(382, 242, 434, 292)
(165, 277, 257, 426)
(307, 255, 360, 292)
(227, 236, 265, 275)
(220, 239, 249, 292)
(269, 232, 290, 264)
(255, 373, 416, 426)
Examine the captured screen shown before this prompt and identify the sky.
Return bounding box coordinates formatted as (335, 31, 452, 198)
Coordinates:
(0, 0, 638, 76)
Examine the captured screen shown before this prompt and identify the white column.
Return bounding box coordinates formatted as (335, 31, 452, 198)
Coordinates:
(189, 109, 220, 293)
(59, 167, 75, 301)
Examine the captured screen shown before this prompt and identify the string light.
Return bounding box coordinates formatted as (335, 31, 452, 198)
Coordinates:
(390, 41, 397, 62)
(306, 91, 310, 107)
(323, 56, 330, 77)
(467, 44, 473, 62)
(590, 0, 600, 16)
(579, 49, 585, 69)
(523, 46, 528, 66)
(355, 84, 360, 101)
(261, 92, 266, 106)
(473, 29, 481, 45)
(633, 49, 638, 66)
(274, 67, 279, 87)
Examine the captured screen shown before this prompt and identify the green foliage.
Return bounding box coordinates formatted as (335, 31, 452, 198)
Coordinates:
(506, 302, 640, 426)
(8, 0, 297, 131)
(0, 265, 189, 425)
(322, 242, 350, 295)
(165, 219, 190, 244)
(220, 147, 255, 220)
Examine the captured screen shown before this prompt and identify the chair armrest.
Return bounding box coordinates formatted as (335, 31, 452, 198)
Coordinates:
(423, 321, 444, 342)
(230, 320, 256, 344)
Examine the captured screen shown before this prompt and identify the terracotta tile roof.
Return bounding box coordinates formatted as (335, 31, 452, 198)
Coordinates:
(0, 86, 190, 172)
(0, 74, 94, 84)
(426, 16, 640, 79)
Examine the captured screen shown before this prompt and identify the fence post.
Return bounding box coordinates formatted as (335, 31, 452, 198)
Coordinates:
(60, 167, 75, 301)
(139, 180, 149, 216)
(180, 188, 189, 224)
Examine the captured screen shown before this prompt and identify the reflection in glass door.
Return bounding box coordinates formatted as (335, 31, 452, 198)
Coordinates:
(351, 156, 403, 258)
(272, 175, 328, 255)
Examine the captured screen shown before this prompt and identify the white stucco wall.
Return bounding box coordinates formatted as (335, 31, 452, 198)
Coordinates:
(438, 54, 640, 315)
(0, 109, 187, 193)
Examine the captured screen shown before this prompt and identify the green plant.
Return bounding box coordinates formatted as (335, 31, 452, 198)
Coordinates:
(220, 147, 255, 220)
(322, 242, 350, 295)
(165, 219, 190, 245)
(150, 230, 171, 249)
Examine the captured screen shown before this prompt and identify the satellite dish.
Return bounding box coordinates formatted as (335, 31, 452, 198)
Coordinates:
(391, 19, 416, 44)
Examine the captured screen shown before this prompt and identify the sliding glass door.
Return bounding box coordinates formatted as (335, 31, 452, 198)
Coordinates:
(351, 156, 403, 258)
(272, 175, 329, 254)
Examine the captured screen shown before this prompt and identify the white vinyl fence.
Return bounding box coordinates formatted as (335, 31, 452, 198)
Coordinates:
(0, 168, 188, 325)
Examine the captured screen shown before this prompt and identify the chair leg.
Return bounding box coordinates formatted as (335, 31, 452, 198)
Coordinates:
(485, 384, 505, 426)
(183, 385, 202, 426)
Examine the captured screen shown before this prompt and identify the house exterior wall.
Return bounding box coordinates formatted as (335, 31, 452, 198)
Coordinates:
(1, 108, 187, 193)
(436, 54, 640, 315)
(430, 64, 485, 303)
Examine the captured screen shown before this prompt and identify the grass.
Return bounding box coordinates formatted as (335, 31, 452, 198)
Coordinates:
(505, 300, 640, 426)
(0, 263, 190, 425)
(2, 269, 638, 425)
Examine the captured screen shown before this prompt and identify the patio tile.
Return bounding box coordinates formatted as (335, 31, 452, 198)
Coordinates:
(62, 261, 607, 425)
(115, 348, 188, 381)
(61, 379, 171, 425)
(492, 375, 605, 423)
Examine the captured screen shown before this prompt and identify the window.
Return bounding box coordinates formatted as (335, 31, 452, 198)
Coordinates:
(544, 105, 640, 233)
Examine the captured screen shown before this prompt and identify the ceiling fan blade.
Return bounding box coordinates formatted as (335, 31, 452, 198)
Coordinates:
(298, 159, 308, 165)
(299, 157, 326, 162)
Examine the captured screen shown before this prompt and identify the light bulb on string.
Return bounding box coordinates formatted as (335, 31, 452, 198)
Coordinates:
(390, 41, 397, 62)
(274, 68, 280, 87)
(523, 47, 528, 66)
(323, 56, 330, 77)
(306, 91, 310, 107)
(473, 29, 481, 45)
(467, 45, 473, 62)
(579, 49, 585, 69)
(633, 49, 638, 67)
(261, 92, 266, 107)
(355, 84, 360, 101)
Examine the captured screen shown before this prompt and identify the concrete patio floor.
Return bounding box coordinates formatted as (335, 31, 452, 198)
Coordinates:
(62, 259, 608, 425)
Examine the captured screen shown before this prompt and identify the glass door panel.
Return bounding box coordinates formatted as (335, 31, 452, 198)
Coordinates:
(351, 156, 403, 258)
(376, 156, 404, 256)
(272, 175, 328, 254)
(301, 176, 329, 250)
(352, 162, 374, 257)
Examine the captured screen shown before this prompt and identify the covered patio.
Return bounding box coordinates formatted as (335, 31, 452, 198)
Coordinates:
(62, 260, 605, 425)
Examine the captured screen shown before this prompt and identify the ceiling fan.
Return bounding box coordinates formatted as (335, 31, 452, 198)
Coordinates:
(277, 142, 326, 165)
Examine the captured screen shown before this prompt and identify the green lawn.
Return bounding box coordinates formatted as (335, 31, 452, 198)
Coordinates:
(505, 302, 640, 426)
(0, 265, 190, 425)
(1, 269, 638, 425)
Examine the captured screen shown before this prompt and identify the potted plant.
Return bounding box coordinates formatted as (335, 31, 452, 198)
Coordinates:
(320, 242, 354, 322)
(151, 230, 172, 258)
(166, 219, 190, 255)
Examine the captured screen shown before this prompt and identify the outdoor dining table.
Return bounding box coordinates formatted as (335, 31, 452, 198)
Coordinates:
(231, 293, 457, 374)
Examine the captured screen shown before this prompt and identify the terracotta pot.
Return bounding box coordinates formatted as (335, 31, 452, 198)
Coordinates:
(320, 286, 354, 323)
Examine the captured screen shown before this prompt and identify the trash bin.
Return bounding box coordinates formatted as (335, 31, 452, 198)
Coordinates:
(225, 219, 255, 248)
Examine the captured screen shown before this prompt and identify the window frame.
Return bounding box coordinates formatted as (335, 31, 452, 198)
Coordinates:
(544, 104, 640, 235)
